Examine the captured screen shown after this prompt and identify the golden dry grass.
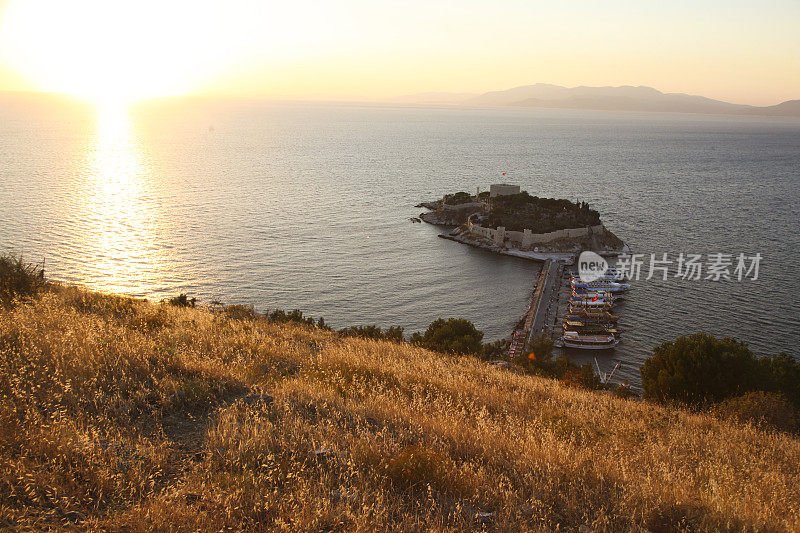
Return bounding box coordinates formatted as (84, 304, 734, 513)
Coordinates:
(1, 285, 799, 531)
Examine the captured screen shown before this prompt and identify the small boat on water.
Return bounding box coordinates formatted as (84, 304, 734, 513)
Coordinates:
(568, 296, 613, 309)
(563, 322, 618, 335)
(600, 267, 626, 282)
(569, 309, 619, 321)
(564, 315, 619, 329)
(562, 330, 620, 349)
(571, 278, 630, 293)
(572, 288, 616, 301)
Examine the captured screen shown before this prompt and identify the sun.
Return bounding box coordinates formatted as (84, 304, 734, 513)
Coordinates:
(0, 0, 265, 107)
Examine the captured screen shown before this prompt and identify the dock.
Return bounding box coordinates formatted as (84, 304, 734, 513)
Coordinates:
(508, 258, 563, 356)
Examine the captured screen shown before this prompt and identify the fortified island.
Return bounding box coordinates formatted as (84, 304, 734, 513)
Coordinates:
(417, 183, 628, 263)
(418, 184, 631, 354)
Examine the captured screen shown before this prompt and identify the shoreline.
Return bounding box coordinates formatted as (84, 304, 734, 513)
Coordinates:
(438, 232, 577, 264)
(438, 228, 630, 265)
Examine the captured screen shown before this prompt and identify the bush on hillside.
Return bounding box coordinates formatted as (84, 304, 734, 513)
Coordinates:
(411, 318, 483, 355)
(758, 352, 800, 409)
(168, 293, 196, 308)
(480, 338, 509, 359)
(641, 333, 800, 410)
(527, 333, 555, 363)
(224, 304, 258, 321)
(268, 308, 313, 326)
(641, 333, 760, 406)
(714, 391, 798, 433)
(0, 254, 46, 309)
(339, 325, 405, 343)
(612, 383, 637, 399)
(485, 192, 601, 233)
(513, 336, 571, 378)
(560, 363, 601, 390)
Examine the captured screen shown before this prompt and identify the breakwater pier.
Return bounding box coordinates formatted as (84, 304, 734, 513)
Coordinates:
(507, 259, 564, 356)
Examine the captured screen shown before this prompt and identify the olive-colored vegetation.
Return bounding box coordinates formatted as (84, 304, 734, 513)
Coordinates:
(2, 261, 800, 530)
(641, 333, 800, 431)
(0, 254, 46, 309)
(442, 191, 474, 206)
(410, 318, 483, 355)
(167, 293, 197, 308)
(485, 192, 601, 233)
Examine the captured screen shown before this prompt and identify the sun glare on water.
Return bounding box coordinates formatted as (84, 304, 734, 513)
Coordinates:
(0, 0, 267, 108)
(71, 103, 167, 295)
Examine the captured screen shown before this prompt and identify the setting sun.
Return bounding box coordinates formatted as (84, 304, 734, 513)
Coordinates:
(0, 0, 267, 106)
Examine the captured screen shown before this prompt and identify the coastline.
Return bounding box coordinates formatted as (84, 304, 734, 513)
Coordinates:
(438, 232, 577, 264)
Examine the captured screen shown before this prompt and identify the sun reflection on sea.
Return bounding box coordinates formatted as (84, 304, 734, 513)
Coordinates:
(74, 105, 165, 296)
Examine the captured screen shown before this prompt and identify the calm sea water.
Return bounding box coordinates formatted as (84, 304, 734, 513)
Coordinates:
(2, 95, 799, 386)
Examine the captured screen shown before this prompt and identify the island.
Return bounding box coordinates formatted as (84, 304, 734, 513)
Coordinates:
(418, 183, 628, 263)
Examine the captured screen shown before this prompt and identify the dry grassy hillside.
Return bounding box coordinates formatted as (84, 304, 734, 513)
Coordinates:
(2, 285, 799, 531)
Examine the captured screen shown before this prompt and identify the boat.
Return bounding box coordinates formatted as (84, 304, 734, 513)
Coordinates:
(563, 322, 618, 335)
(572, 268, 626, 282)
(571, 278, 630, 293)
(568, 296, 613, 309)
(568, 308, 618, 320)
(600, 267, 626, 282)
(562, 330, 619, 349)
(572, 288, 616, 301)
(564, 315, 619, 328)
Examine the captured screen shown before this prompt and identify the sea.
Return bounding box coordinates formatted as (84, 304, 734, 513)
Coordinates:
(2, 94, 799, 387)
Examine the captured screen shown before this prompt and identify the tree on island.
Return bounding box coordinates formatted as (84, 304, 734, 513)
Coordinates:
(442, 191, 474, 205)
(411, 318, 484, 354)
(484, 191, 602, 233)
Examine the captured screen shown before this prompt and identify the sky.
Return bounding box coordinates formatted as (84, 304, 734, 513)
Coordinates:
(0, 0, 798, 106)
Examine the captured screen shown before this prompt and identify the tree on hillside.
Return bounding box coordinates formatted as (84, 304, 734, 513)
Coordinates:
(714, 391, 798, 433)
(411, 318, 483, 354)
(641, 332, 800, 409)
(758, 352, 800, 409)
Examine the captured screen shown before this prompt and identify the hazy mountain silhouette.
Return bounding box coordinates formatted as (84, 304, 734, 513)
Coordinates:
(754, 99, 800, 116)
(391, 84, 800, 116)
(386, 91, 477, 104)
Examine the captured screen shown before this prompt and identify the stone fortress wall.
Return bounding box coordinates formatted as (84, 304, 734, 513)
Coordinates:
(467, 215, 604, 248)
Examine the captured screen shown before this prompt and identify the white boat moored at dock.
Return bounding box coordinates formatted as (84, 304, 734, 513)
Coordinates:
(562, 330, 620, 349)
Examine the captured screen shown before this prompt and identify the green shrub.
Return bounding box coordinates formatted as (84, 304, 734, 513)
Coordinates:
(480, 338, 508, 359)
(641, 333, 800, 410)
(527, 333, 554, 363)
(560, 363, 601, 390)
(338, 325, 405, 343)
(410, 318, 483, 355)
(714, 391, 798, 433)
(640, 333, 760, 407)
(0, 254, 46, 309)
(758, 352, 800, 409)
(224, 304, 258, 321)
(485, 192, 601, 233)
(268, 308, 315, 327)
(167, 293, 196, 307)
(442, 191, 473, 206)
(612, 383, 637, 399)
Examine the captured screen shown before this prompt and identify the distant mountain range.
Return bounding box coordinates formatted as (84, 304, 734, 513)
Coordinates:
(389, 84, 800, 117)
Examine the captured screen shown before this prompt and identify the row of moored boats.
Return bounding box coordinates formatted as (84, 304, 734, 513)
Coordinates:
(561, 267, 629, 350)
